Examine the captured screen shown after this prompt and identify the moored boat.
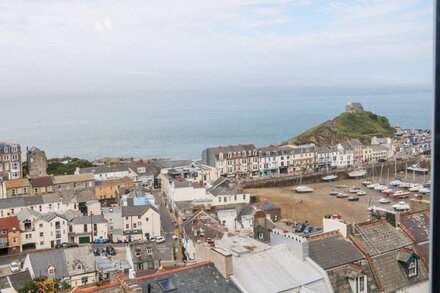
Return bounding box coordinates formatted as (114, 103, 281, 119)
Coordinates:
(407, 164, 429, 175)
(418, 186, 431, 194)
(348, 169, 367, 178)
(392, 201, 410, 211)
(367, 183, 379, 189)
(348, 186, 361, 193)
(348, 195, 360, 201)
(382, 188, 395, 195)
(336, 192, 348, 198)
(362, 180, 373, 186)
(322, 174, 338, 182)
(390, 190, 411, 199)
(379, 197, 391, 204)
(374, 184, 387, 191)
(389, 180, 402, 186)
(329, 190, 339, 196)
(357, 190, 367, 196)
(295, 186, 314, 193)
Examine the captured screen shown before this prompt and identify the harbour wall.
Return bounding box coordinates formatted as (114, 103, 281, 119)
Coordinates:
(242, 158, 430, 189)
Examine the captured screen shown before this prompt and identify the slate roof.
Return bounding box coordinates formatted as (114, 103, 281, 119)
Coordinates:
(208, 177, 244, 196)
(0, 197, 25, 209)
(370, 246, 429, 293)
(29, 176, 54, 187)
(326, 261, 378, 293)
(399, 211, 430, 243)
(121, 205, 151, 217)
(63, 246, 96, 276)
(348, 139, 363, 147)
(128, 241, 169, 264)
(128, 162, 157, 176)
(78, 164, 130, 174)
(253, 199, 280, 212)
(353, 221, 413, 256)
(183, 210, 226, 242)
(27, 249, 69, 279)
(152, 160, 194, 169)
(136, 262, 240, 293)
(71, 214, 106, 225)
(0, 270, 32, 291)
(308, 234, 364, 270)
(417, 242, 430, 268)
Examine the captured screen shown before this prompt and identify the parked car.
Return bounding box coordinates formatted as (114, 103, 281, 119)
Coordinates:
(9, 262, 20, 273)
(61, 242, 79, 248)
(155, 236, 166, 244)
(106, 246, 116, 256)
(94, 247, 106, 256)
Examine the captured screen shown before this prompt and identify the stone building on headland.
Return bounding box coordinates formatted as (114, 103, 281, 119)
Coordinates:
(345, 102, 364, 113)
(26, 146, 48, 177)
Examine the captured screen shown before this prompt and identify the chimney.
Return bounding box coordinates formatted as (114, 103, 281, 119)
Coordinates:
(270, 229, 309, 260)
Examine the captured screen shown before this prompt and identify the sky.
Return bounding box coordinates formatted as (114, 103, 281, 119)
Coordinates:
(0, 0, 434, 98)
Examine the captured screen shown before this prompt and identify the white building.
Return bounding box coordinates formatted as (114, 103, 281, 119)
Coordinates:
(68, 215, 108, 244)
(336, 143, 354, 168)
(121, 205, 161, 242)
(17, 208, 69, 250)
(258, 146, 291, 175)
(207, 177, 251, 207)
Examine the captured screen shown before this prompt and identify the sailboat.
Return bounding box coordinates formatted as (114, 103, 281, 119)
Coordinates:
(374, 164, 387, 191)
(294, 173, 314, 193)
(389, 159, 402, 186)
(322, 165, 338, 182)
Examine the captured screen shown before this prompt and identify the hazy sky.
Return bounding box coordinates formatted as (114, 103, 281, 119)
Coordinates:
(0, 0, 433, 97)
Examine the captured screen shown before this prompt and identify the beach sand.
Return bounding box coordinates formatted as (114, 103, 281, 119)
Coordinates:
(245, 175, 430, 227)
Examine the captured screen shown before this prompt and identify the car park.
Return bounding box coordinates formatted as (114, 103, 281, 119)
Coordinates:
(9, 262, 20, 273)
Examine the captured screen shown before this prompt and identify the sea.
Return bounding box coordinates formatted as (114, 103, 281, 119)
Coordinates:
(0, 86, 433, 161)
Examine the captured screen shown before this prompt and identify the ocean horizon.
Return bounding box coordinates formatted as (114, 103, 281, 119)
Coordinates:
(1, 85, 433, 161)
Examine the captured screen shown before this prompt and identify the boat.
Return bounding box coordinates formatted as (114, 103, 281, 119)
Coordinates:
(367, 183, 379, 189)
(336, 192, 348, 198)
(382, 188, 396, 195)
(348, 195, 360, 201)
(418, 186, 431, 194)
(348, 186, 361, 193)
(392, 201, 410, 211)
(329, 190, 339, 196)
(399, 181, 411, 189)
(374, 184, 387, 191)
(407, 164, 429, 175)
(335, 184, 347, 189)
(409, 184, 421, 192)
(379, 197, 391, 204)
(389, 179, 402, 186)
(295, 186, 314, 193)
(362, 180, 373, 186)
(390, 190, 411, 199)
(322, 174, 338, 182)
(348, 168, 367, 178)
(357, 190, 367, 196)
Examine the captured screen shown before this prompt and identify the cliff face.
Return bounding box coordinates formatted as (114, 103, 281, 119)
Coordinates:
(283, 111, 395, 146)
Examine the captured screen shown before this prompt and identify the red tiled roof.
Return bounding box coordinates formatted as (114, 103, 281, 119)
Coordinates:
(0, 216, 20, 231)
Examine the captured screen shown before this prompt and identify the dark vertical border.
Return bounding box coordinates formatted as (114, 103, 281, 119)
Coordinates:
(431, 1, 439, 292)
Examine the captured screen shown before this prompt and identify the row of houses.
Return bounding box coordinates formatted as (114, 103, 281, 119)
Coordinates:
(0, 188, 161, 254)
(202, 138, 394, 177)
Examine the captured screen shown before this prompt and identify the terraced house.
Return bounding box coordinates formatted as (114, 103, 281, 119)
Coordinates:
(202, 144, 260, 178)
(258, 145, 291, 175)
(0, 216, 21, 255)
(289, 143, 317, 172)
(0, 142, 22, 180)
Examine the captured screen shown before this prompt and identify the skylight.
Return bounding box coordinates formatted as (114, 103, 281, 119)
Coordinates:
(158, 279, 177, 292)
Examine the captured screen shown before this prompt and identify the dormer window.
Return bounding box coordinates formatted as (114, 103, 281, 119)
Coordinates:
(76, 264, 83, 270)
(47, 266, 56, 276)
(135, 248, 141, 257)
(408, 260, 417, 277)
(228, 152, 232, 158)
(219, 153, 223, 160)
(355, 275, 366, 293)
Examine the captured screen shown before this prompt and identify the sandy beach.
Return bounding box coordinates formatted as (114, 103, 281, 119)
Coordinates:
(246, 174, 430, 227)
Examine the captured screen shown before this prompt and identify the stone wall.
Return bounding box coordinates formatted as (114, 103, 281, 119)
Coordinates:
(243, 158, 429, 189)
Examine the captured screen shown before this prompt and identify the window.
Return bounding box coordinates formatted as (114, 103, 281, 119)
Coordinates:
(243, 194, 246, 200)
(126, 224, 129, 229)
(258, 232, 263, 239)
(234, 195, 237, 201)
(138, 216, 141, 219)
(133, 223, 137, 228)
(76, 264, 83, 270)
(135, 249, 141, 257)
(224, 197, 227, 202)
(84, 224, 88, 232)
(408, 261, 417, 277)
(147, 247, 152, 255)
(39, 223, 43, 228)
(40, 232, 44, 237)
(81, 277, 88, 285)
(355, 275, 367, 293)
(146, 217, 149, 221)
(158, 279, 176, 292)
(48, 268, 55, 275)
